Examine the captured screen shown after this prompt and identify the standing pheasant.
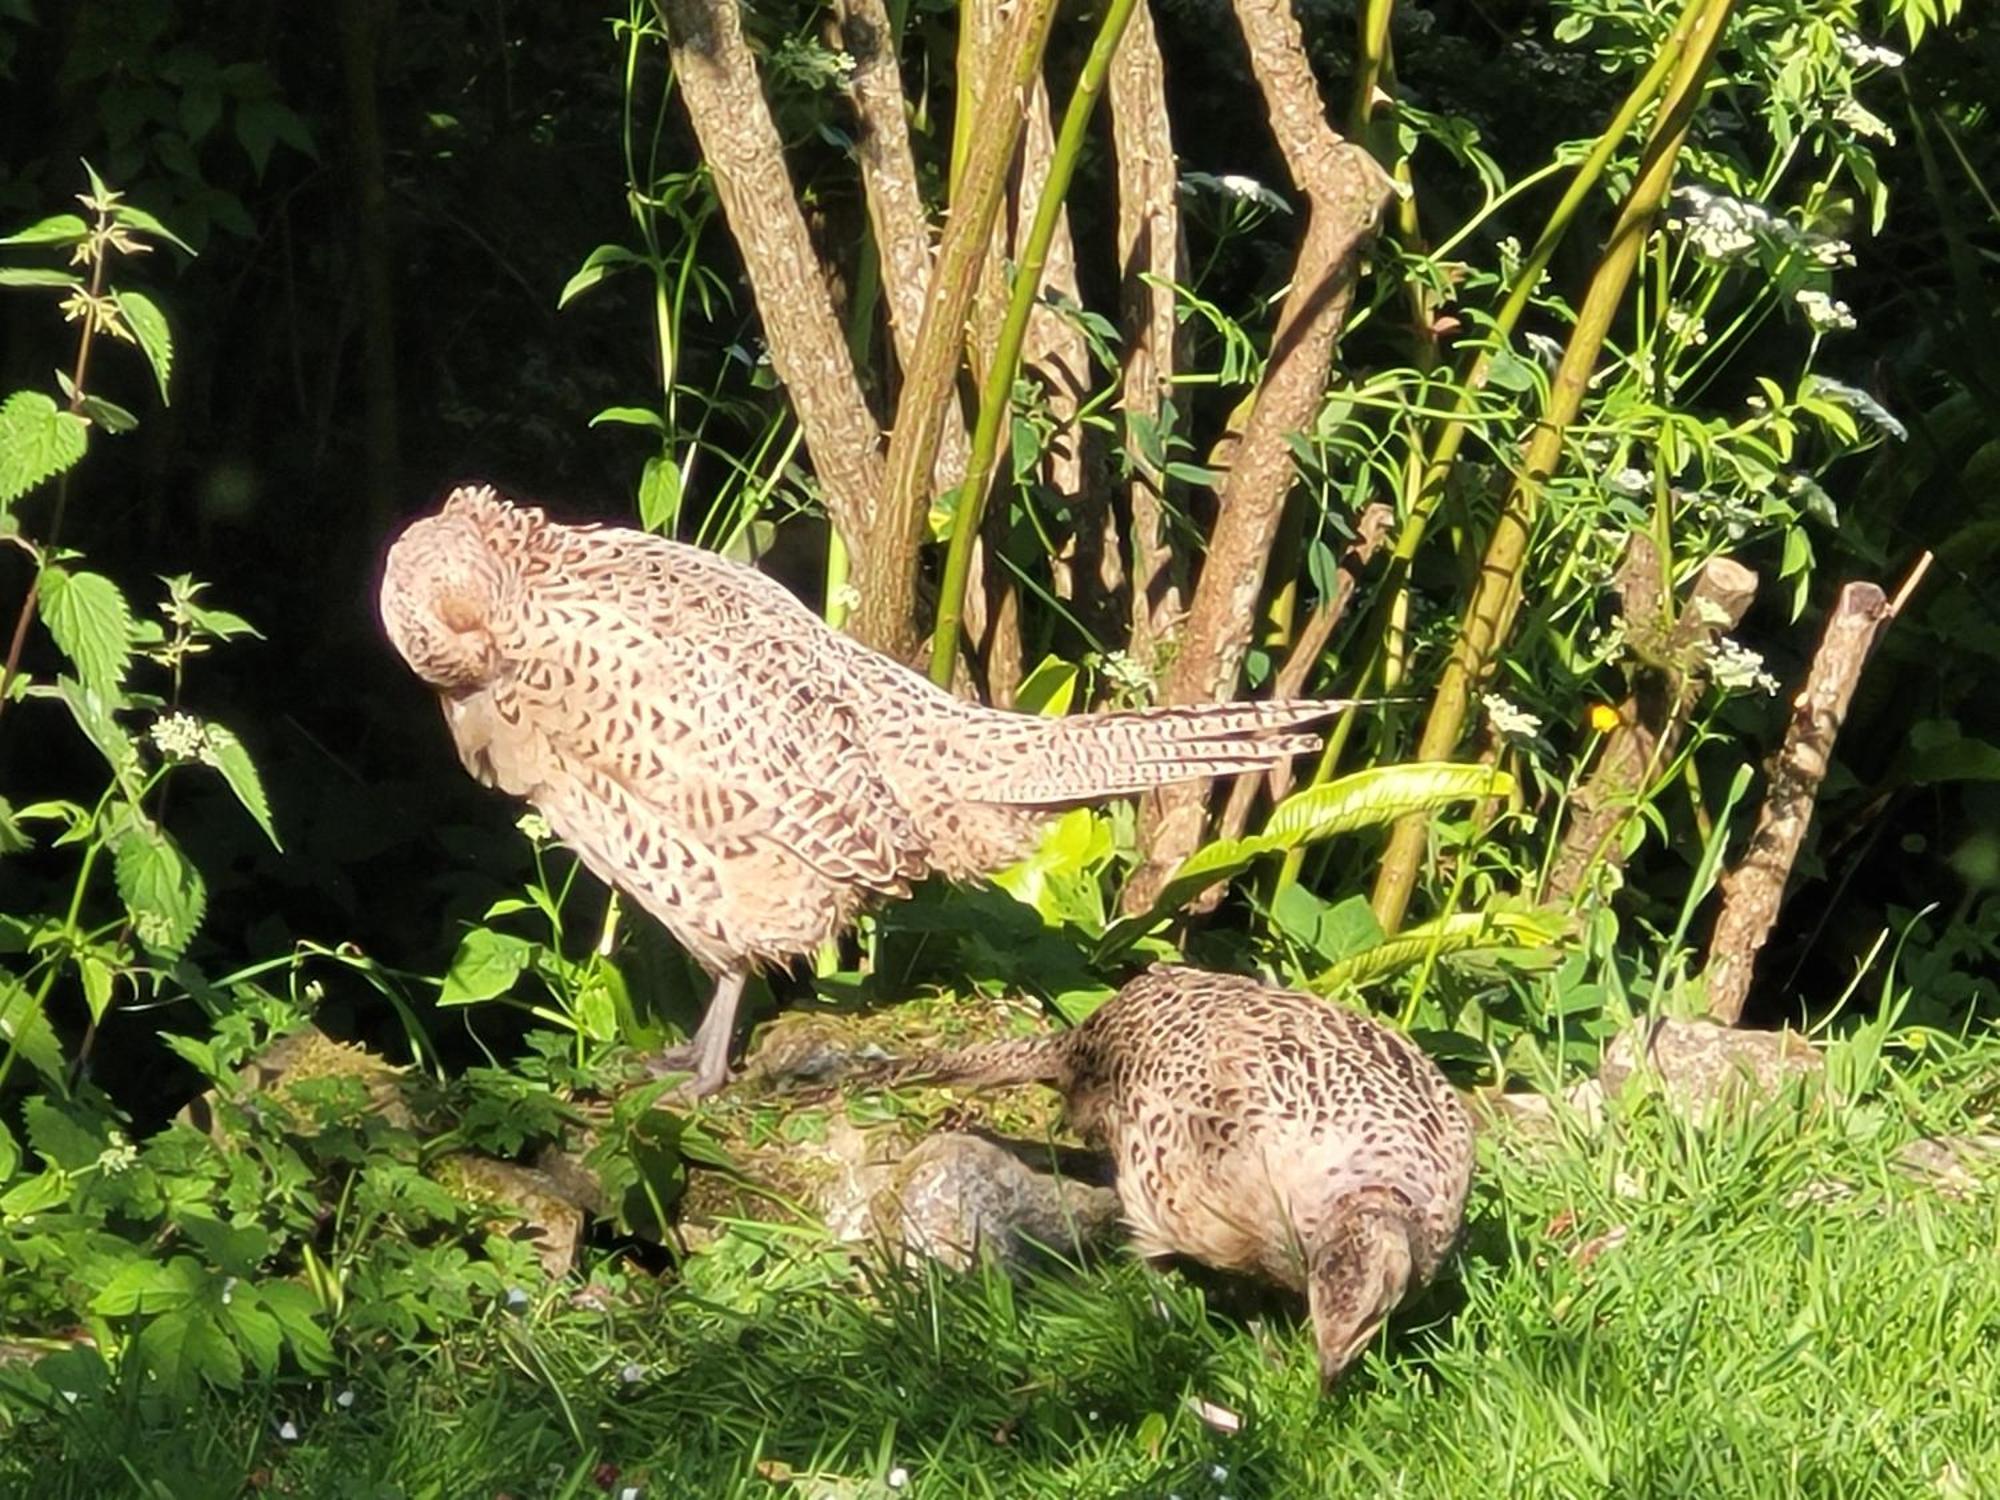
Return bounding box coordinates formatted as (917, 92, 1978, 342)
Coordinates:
(878, 965, 1475, 1388)
(380, 485, 1355, 1098)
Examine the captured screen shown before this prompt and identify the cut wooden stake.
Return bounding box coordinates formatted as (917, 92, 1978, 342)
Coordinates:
(1702, 555, 1931, 1024)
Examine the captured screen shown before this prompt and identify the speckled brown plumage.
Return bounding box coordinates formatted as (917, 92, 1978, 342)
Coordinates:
(379, 486, 1356, 1097)
(888, 965, 1476, 1387)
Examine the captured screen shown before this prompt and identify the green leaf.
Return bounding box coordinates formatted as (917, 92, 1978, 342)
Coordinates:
(220, 1295, 283, 1377)
(1262, 762, 1515, 844)
(200, 724, 282, 850)
(1014, 655, 1079, 717)
(439, 928, 536, 1005)
(113, 816, 208, 961)
(111, 203, 197, 256)
(589, 405, 666, 432)
(1312, 910, 1567, 990)
(114, 291, 173, 404)
(177, 1211, 273, 1276)
(0, 796, 29, 855)
(0, 390, 90, 503)
(558, 243, 643, 309)
(40, 566, 134, 696)
(56, 676, 141, 785)
(233, 97, 317, 179)
(637, 453, 682, 533)
(0, 1122, 16, 1184)
(0, 976, 64, 1086)
(137, 1304, 243, 1394)
(23, 1097, 105, 1171)
(79, 392, 140, 434)
(258, 1279, 332, 1372)
(78, 950, 116, 1023)
(0, 213, 89, 247)
(0, 268, 85, 288)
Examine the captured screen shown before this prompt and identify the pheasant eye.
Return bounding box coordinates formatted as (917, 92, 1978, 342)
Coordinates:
(437, 593, 484, 632)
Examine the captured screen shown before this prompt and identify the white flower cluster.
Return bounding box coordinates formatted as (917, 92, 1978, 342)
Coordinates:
(1482, 692, 1544, 744)
(1181, 171, 1292, 215)
(1795, 288, 1857, 333)
(1838, 32, 1904, 70)
(149, 712, 208, 762)
(516, 811, 554, 843)
(1666, 306, 1708, 346)
(1673, 187, 1849, 270)
(1608, 468, 1651, 499)
(1707, 637, 1780, 695)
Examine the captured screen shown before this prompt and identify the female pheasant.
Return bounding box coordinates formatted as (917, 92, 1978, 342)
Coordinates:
(380, 486, 1355, 1097)
(880, 965, 1476, 1388)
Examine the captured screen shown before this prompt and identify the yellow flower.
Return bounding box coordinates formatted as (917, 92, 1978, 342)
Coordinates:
(1588, 703, 1620, 733)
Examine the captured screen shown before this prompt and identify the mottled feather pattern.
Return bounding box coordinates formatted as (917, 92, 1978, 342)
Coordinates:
(381, 485, 1355, 979)
(884, 965, 1476, 1385)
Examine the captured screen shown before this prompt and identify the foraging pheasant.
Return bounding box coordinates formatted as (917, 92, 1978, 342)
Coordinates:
(879, 965, 1475, 1388)
(379, 486, 1355, 1098)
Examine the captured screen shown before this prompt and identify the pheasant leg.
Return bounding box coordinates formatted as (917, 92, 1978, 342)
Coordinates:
(649, 969, 748, 1101)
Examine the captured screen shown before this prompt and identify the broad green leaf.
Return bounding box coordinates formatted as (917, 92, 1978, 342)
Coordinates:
(637, 453, 682, 533)
(0, 390, 90, 503)
(200, 723, 282, 850)
(109, 203, 196, 255)
(0, 1122, 16, 1183)
(1312, 911, 1566, 990)
(220, 1295, 283, 1376)
(0, 213, 88, 247)
(79, 393, 140, 434)
(177, 1211, 273, 1276)
(137, 1304, 242, 1394)
(258, 1279, 333, 1371)
(40, 566, 134, 696)
(0, 1169, 69, 1218)
(23, 1096, 103, 1172)
(114, 291, 173, 404)
(439, 927, 536, 1005)
(233, 97, 317, 178)
(0, 976, 64, 1085)
(558, 242, 643, 309)
(113, 816, 208, 960)
(0, 268, 84, 288)
(1014, 655, 1079, 717)
(589, 405, 666, 431)
(1262, 763, 1515, 844)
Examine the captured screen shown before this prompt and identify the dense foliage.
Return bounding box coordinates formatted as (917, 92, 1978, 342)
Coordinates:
(0, 0, 1993, 1487)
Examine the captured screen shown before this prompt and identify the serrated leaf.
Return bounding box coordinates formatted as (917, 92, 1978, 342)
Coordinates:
(24, 1097, 106, 1171)
(78, 951, 116, 1023)
(138, 1304, 242, 1394)
(0, 390, 90, 503)
(1, 985, 68, 1094)
(56, 676, 141, 785)
(40, 566, 134, 696)
(113, 816, 207, 961)
(0, 213, 89, 247)
(439, 928, 535, 1005)
(111, 203, 196, 256)
(0, 268, 85, 288)
(114, 291, 173, 404)
(200, 723, 282, 850)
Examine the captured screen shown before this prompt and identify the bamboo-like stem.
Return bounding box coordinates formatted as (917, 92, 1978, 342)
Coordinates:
(1368, 0, 1735, 933)
(1274, 0, 1712, 901)
(927, 0, 1142, 686)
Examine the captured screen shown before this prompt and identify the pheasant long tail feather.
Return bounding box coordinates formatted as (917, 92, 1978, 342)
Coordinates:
(961, 698, 1357, 805)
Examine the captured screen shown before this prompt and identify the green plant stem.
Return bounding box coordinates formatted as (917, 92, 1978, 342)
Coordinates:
(1368, 0, 1735, 933)
(926, 0, 1141, 687)
(1271, 0, 1711, 904)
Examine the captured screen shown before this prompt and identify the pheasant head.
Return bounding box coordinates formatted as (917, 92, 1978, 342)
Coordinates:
(379, 494, 509, 692)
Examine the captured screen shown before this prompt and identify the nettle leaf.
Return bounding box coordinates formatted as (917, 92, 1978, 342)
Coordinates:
(23, 1096, 109, 1172)
(57, 676, 142, 785)
(0, 268, 85, 289)
(201, 723, 282, 850)
(113, 816, 208, 960)
(0, 390, 90, 504)
(439, 928, 536, 1005)
(0, 976, 64, 1085)
(40, 566, 134, 696)
(0, 213, 89, 247)
(114, 291, 174, 404)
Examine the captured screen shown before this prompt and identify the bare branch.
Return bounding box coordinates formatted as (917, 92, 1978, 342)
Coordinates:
(656, 0, 886, 549)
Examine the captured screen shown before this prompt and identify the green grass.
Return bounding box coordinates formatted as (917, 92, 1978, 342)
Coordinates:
(3, 1027, 1995, 1499)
